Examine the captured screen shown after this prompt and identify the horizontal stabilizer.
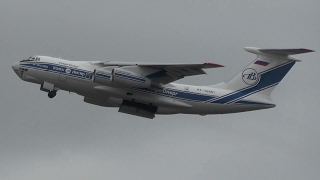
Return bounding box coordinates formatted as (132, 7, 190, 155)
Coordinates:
(244, 47, 315, 61)
(259, 48, 315, 55)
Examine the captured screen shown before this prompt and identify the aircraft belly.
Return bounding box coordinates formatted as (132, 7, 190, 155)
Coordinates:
(203, 103, 273, 114)
(156, 107, 181, 114)
(173, 101, 274, 115)
(93, 86, 193, 110)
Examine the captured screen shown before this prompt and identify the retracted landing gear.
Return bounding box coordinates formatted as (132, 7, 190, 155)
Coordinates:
(48, 90, 57, 98)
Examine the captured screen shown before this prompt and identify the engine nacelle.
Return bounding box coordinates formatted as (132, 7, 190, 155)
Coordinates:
(112, 68, 151, 88)
(93, 68, 151, 88)
(93, 68, 113, 86)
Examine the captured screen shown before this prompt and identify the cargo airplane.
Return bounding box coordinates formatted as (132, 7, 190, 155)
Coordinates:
(12, 47, 314, 118)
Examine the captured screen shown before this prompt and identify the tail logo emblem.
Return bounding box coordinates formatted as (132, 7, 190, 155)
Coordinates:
(242, 68, 260, 85)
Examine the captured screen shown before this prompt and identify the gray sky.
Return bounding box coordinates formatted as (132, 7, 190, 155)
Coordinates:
(1, 0, 320, 179)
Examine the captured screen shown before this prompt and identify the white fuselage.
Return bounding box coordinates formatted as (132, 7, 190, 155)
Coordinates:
(12, 56, 275, 116)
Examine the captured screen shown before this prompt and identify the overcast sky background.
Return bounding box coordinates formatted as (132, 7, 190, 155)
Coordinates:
(1, 0, 320, 179)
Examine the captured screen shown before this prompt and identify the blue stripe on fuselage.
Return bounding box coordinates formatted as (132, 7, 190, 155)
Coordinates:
(115, 72, 146, 83)
(114, 71, 146, 82)
(20, 62, 92, 80)
(135, 86, 216, 102)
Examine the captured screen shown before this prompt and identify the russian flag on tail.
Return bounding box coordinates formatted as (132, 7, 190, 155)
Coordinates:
(254, 60, 269, 66)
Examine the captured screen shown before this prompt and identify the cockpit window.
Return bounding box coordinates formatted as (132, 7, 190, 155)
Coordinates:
(21, 56, 40, 62)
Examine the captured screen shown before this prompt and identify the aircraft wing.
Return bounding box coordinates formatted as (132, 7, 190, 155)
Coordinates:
(96, 61, 224, 84)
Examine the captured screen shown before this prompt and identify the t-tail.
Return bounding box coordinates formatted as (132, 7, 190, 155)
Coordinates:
(212, 47, 314, 104)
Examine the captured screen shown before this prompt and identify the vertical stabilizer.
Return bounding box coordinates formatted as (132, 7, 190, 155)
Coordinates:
(212, 47, 314, 104)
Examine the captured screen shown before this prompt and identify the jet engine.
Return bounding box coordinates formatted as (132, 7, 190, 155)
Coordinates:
(93, 68, 151, 88)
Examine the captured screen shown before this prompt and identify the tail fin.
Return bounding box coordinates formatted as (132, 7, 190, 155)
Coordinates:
(214, 47, 314, 103)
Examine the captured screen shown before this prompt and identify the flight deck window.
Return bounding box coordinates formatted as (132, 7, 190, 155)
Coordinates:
(21, 56, 39, 62)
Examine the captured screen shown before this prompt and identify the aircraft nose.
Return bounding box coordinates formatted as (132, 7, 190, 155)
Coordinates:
(12, 62, 20, 71)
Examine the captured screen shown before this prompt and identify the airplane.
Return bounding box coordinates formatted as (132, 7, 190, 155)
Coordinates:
(12, 47, 314, 119)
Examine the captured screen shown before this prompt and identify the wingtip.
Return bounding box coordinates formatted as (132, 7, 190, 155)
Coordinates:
(300, 48, 315, 52)
(204, 62, 224, 67)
